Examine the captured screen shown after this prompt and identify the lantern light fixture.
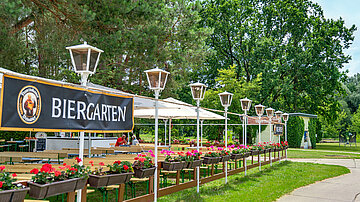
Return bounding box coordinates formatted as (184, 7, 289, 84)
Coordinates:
(275, 110, 283, 121)
(266, 108, 275, 119)
(240, 97, 252, 111)
(218, 91, 233, 107)
(145, 67, 170, 91)
(190, 82, 207, 101)
(282, 113, 289, 122)
(255, 104, 265, 117)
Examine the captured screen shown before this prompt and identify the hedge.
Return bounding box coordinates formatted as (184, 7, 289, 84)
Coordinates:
(308, 118, 320, 149)
(287, 116, 304, 148)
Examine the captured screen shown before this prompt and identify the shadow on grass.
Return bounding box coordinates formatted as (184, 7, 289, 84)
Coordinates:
(159, 161, 292, 202)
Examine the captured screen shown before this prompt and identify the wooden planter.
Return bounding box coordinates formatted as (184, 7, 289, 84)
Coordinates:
(162, 161, 186, 171)
(88, 172, 134, 188)
(28, 177, 86, 199)
(202, 157, 220, 164)
(0, 187, 29, 202)
(133, 167, 156, 178)
(220, 155, 231, 162)
(186, 159, 203, 169)
(230, 153, 243, 160)
(251, 150, 259, 155)
(259, 150, 266, 154)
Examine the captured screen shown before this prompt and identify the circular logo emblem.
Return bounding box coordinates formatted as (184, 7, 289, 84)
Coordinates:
(17, 85, 41, 124)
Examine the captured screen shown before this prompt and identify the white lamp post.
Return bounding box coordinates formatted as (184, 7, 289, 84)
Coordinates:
(266, 107, 274, 166)
(190, 82, 207, 193)
(255, 104, 264, 171)
(218, 91, 233, 184)
(282, 113, 289, 160)
(145, 67, 170, 202)
(275, 111, 283, 144)
(66, 42, 103, 202)
(240, 97, 252, 176)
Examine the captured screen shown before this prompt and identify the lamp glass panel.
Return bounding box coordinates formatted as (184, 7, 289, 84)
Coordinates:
(241, 100, 250, 110)
(89, 51, 99, 73)
(200, 86, 206, 99)
(191, 86, 202, 99)
(220, 94, 229, 106)
(283, 114, 289, 121)
(255, 106, 264, 116)
(147, 71, 160, 89)
(266, 109, 274, 117)
(160, 71, 168, 89)
(72, 51, 88, 71)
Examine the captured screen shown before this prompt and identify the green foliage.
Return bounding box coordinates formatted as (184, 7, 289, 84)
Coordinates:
(0, 131, 29, 141)
(308, 119, 318, 149)
(351, 106, 360, 135)
(287, 116, 304, 148)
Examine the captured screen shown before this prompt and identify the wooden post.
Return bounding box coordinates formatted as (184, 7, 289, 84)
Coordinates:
(118, 183, 125, 202)
(149, 176, 154, 193)
(235, 159, 238, 169)
(258, 153, 260, 165)
(264, 151, 266, 161)
(176, 170, 180, 185)
(251, 154, 254, 165)
(211, 164, 214, 176)
(67, 192, 75, 202)
(223, 162, 225, 172)
(81, 185, 87, 202)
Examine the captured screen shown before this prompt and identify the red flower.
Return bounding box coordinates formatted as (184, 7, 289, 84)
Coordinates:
(40, 164, 52, 173)
(30, 168, 39, 174)
(63, 163, 67, 166)
(12, 173, 17, 177)
(134, 157, 139, 160)
(75, 157, 82, 163)
(139, 158, 145, 163)
(54, 171, 61, 177)
(59, 166, 66, 170)
(89, 160, 94, 164)
(141, 154, 146, 157)
(0, 181, 3, 188)
(114, 161, 121, 165)
(123, 165, 129, 170)
(0, 166, 5, 171)
(99, 162, 105, 166)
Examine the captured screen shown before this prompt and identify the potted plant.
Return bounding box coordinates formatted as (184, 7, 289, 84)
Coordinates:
(182, 150, 203, 168)
(281, 141, 288, 149)
(0, 166, 29, 202)
(28, 158, 90, 199)
(161, 150, 186, 171)
(218, 147, 231, 162)
(88, 160, 134, 188)
(133, 151, 156, 178)
(231, 146, 250, 160)
(202, 152, 221, 164)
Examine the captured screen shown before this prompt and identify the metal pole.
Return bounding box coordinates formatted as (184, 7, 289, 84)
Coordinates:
(285, 121, 287, 161)
(77, 73, 88, 202)
(225, 107, 228, 184)
(196, 100, 200, 193)
(201, 120, 204, 148)
(154, 90, 160, 202)
(244, 110, 247, 176)
(242, 116, 245, 145)
(88, 133, 91, 158)
(164, 120, 167, 146)
(269, 118, 272, 166)
(259, 117, 261, 171)
(169, 118, 172, 147)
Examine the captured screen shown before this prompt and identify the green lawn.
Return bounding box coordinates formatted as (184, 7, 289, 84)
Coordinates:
(158, 161, 349, 202)
(316, 143, 360, 153)
(287, 149, 360, 159)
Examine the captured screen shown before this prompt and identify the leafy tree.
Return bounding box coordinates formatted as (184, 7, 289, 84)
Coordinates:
(199, 0, 356, 119)
(287, 116, 304, 148)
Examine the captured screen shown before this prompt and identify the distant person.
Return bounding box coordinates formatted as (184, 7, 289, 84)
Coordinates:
(132, 135, 139, 145)
(115, 134, 127, 146)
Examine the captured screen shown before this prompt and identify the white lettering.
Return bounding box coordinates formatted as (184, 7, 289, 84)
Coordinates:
(52, 98, 61, 118)
(93, 104, 101, 121)
(68, 100, 76, 119)
(87, 103, 94, 120)
(111, 106, 117, 121)
(118, 106, 127, 121)
(77, 101, 86, 120)
(101, 104, 107, 121)
(62, 99, 67, 119)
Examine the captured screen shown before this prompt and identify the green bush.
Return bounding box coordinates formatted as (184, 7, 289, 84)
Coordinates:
(0, 131, 29, 141)
(287, 116, 304, 148)
(308, 118, 317, 149)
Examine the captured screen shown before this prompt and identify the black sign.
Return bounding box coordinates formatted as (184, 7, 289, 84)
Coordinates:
(274, 124, 283, 135)
(36, 138, 46, 151)
(0, 75, 134, 133)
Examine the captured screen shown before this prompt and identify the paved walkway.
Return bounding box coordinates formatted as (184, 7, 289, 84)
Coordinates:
(277, 159, 360, 202)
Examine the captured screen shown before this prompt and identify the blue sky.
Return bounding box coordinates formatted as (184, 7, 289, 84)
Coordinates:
(312, 0, 360, 76)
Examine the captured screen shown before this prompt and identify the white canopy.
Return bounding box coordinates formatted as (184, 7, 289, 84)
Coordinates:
(134, 97, 225, 120)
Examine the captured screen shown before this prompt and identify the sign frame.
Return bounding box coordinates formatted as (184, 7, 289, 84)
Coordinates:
(0, 74, 134, 133)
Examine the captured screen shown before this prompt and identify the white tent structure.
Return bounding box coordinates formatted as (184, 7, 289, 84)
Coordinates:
(135, 97, 225, 146)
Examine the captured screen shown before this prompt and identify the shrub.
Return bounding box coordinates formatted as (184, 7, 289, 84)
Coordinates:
(287, 116, 304, 148)
(308, 118, 319, 149)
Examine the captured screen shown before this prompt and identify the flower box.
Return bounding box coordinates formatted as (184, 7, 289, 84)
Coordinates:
(0, 187, 29, 202)
(186, 159, 203, 169)
(133, 167, 156, 178)
(220, 155, 231, 162)
(88, 172, 134, 188)
(251, 150, 259, 155)
(202, 157, 220, 164)
(259, 150, 266, 154)
(28, 177, 86, 199)
(231, 152, 250, 160)
(162, 161, 186, 171)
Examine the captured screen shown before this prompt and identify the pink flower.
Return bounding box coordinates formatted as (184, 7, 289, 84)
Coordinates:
(75, 157, 82, 163)
(12, 173, 17, 177)
(0, 181, 3, 188)
(0, 166, 5, 171)
(99, 162, 105, 166)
